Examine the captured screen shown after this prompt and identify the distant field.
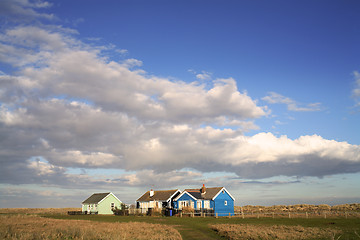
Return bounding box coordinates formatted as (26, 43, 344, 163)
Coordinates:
(0, 207, 80, 215)
(1, 207, 360, 239)
(237, 203, 360, 213)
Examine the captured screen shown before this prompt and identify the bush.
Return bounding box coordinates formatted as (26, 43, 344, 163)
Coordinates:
(181, 206, 194, 213)
(112, 203, 128, 216)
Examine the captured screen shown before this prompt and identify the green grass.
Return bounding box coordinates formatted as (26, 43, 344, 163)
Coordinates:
(46, 215, 360, 240)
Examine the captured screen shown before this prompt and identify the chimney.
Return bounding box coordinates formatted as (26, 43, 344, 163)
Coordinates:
(150, 189, 154, 197)
(201, 184, 206, 195)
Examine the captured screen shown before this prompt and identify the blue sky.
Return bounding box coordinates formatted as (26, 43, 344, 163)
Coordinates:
(0, 0, 359, 207)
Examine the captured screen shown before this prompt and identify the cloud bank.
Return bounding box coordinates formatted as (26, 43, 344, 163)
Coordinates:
(1, 1, 360, 190)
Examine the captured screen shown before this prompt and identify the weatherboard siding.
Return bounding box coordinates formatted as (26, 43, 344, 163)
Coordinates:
(81, 203, 98, 213)
(173, 192, 196, 209)
(98, 194, 121, 214)
(213, 190, 234, 216)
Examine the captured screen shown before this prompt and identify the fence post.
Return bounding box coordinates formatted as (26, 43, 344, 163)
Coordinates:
(345, 212, 348, 219)
(306, 212, 308, 219)
(228, 212, 231, 218)
(241, 207, 244, 219)
(288, 212, 291, 219)
(215, 213, 218, 218)
(324, 212, 327, 219)
(272, 212, 274, 219)
(180, 212, 182, 218)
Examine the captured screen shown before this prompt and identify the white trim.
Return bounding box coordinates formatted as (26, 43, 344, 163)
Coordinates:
(166, 189, 181, 202)
(98, 192, 122, 205)
(211, 187, 235, 201)
(174, 190, 198, 201)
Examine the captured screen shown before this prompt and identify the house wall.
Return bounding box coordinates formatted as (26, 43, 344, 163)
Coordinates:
(137, 200, 164, 209)
(173, 193, 196, 209)
(97, 194, 121, 214)
(213, 190, 234, 216)
(82, 203, 98, 213)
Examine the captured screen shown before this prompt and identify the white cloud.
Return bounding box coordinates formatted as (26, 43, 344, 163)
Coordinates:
(0, 0, 54, 21)
(121, 58, 143, 68)
(196, 71, 212, 80)
(0, 16, 359, 192)
(262, 92, 322, 112)
(0, 25, 267, 124)
(116, 49, 128, 55)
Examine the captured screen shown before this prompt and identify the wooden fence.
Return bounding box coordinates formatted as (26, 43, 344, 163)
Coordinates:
(68, 209, 360, 218)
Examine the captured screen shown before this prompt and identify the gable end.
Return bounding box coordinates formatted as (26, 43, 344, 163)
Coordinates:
(212, 187, 235, 201)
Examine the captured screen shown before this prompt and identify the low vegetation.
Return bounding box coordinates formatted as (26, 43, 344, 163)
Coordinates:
(0, 214, 182, 240)
(0, 208, 80, 215)
(237, 203, 360, 213)
(211, 224, 342, 240)
(1, 207, 360, 239)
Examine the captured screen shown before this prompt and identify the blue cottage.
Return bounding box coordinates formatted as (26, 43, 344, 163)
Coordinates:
(173, 185, 235, 216)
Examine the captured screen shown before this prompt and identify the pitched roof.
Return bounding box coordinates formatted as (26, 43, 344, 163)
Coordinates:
(185, 187, 223, 200)
(137, 189, 180, 202)
(82, 192, 111, 204)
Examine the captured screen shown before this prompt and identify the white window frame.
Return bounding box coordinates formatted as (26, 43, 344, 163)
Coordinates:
(196, 200, 202, 209)
(224, 200, 227, 206)
(203, 200, 210, 209)
(179, 200, 189, 209)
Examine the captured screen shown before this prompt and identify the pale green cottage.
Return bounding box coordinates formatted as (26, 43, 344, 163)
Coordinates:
(82, 192, 122, 214)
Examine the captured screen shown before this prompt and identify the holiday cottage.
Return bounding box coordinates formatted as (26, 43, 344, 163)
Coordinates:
(173, 185, 235, 216)
(82, 192, 122, 214)
(136, 189, 181, 213)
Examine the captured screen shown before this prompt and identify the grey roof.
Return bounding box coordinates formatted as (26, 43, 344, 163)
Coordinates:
(82, 193, 110, 204)
(184, 187, 223, 200)
(137, 189, 180, 202)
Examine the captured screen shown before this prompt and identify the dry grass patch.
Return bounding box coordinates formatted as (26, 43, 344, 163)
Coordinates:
(236, 203, 360, 213)
(0, 214, 182, 240)
(0, 208, 80, 215)
(211, 224, 342, 240)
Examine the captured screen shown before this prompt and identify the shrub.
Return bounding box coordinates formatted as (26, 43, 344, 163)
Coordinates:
(112, 203, 128, 215)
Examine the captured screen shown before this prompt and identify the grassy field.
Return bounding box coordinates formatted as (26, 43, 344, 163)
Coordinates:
(0, 214, 181, 240)
(49, 213, 360, 239)
(1, 208, 360, 239)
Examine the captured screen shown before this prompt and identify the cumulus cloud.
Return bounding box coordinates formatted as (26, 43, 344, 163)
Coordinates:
(0, 11, 360, 192)
(0, 0, 54, 21)
(196, 71, 212, 80)
(262, 92, 322, 112)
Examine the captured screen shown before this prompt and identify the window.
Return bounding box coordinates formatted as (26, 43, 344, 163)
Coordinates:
(203, 200, 210, 209)
(111, 202, 115, 209)
(224, 200, 227, 206)
(179, 201, 189, 209)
